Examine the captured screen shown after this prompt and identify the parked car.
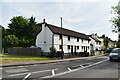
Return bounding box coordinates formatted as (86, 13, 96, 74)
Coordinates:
(109, 48, 120, 62)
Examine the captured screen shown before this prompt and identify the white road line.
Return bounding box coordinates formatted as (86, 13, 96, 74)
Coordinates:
(9, 73, 28, 77)
(67, 68, 72, 71)
(41, 59, 108, 79)
(32, 70, 51, 74)
(0, 67, 3, 70)
(22, 73, 31, 80)
(80, 65, 85, 68)
(9, 69, 57, 77)
(52, 70, 55, 75)
(5, 66, 27, 69)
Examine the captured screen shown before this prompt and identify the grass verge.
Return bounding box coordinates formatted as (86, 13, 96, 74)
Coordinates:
(0, 54, 55, 64)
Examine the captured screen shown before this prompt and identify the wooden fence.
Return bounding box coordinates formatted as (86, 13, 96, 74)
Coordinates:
(8, 47, 41, 56)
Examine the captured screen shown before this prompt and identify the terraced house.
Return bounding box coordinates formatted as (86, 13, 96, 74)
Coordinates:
(36, 19, 91, 56)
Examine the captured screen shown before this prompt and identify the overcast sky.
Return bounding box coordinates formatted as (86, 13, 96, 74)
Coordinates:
(0, 0, 119, 41)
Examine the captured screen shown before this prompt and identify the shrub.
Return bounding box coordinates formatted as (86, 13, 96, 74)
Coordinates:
(49, 46, 57, 57)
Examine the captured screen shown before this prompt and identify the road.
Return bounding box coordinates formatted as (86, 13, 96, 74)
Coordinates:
(1, 55, 120, 80)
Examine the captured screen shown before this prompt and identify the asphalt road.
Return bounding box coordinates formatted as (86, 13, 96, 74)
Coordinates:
(1, 56, 119, 80)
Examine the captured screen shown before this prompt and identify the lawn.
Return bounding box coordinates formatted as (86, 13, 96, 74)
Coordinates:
(0, 54, 55, 64)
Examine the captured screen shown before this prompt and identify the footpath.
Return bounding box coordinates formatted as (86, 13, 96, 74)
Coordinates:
(0, 54, 106, 67)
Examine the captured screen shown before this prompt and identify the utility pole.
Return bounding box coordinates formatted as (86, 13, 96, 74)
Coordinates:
(0, 26, 2, 53)
(61, 17, 64, 59)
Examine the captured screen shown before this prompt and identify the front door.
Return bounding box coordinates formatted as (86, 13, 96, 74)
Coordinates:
(74, 46, 77, 55)
(71, 46, 73, 55)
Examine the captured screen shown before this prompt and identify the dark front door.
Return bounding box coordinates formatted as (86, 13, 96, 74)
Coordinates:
(74, 46, 77, 55)
(71, 46, 73, 55)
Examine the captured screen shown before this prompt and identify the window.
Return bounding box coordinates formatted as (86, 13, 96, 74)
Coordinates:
(68, 45, 70, 49)
(59, 45, 62, 49)
(88, 46, 89, 49)
(82, 39, 83, 43)
(88, 40, 90, 43)
(68, 36, 70, 41)
(82, 46, 84, 49)
(77, 46, 79, 49)
(59, 35, 62, 39)
(77, 38, 79, 42)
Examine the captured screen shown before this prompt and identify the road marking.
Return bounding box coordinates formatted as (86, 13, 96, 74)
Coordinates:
(0, 67, 2, 69)
(41, 59, 108, 79)
(32, 69, 51, 74)
(5, 68, 29, 73)
(52, 70, 55, 75)
(22, 73, 31, 80)
(9, 69, 57, 77)
(5, 66, 28, 69)
(10, 73, 28, 77)
(80, 65, 85, 68)
(67, 68, 72, 71)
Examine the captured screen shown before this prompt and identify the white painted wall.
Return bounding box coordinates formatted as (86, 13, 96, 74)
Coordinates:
(36, 23, 90, 53)
(54, 34, 90, 53)
(89, 37, 101, 51)
(36, 23, 53, 52)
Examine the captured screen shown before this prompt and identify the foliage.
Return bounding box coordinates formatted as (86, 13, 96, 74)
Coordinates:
(3, 35, 18, 47)
(116, 41, 120, 48)
(110, 3, 120, 33)
(2, 16, 42, 52)
(103, 37, 109, 48)
(49, 46, 57, 57)
(8, 16, 29, 38)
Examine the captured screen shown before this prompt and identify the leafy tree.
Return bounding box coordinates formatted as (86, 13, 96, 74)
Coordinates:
(2, 16, 42, 52)
(103, 37, 109, 48)
(111, 2, 120, 33)
(27, 16, 42, 45)
(8, 16, 29, 39)
(4, 35, 18, 47)
(110, 1, 120, 47)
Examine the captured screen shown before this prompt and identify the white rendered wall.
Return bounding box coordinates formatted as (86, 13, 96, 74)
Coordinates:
(36, 24, 53, 52)
(54, 34, 90, 53)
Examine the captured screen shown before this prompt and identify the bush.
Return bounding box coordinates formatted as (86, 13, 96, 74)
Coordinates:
(49, 46, 57, 57)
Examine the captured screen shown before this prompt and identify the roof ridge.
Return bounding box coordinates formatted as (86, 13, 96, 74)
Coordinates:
(46, 23, 87, 36)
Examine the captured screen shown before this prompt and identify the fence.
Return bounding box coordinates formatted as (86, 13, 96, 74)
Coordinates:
(8, 47, 41, 56)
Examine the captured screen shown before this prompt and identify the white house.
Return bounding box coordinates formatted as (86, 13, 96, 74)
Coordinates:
(88, 34, 101, 51)
(36, 19, 91, 56)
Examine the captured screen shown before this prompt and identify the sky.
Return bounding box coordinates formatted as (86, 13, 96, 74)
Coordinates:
(0, 0, 119, 41)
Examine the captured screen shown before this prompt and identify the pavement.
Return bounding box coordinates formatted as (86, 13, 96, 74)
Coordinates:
(1, 54, 106, 67)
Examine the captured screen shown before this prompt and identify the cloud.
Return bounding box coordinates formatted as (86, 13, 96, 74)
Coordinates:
(1, 0, 119, 40)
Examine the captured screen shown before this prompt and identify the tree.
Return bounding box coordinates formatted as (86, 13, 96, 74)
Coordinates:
(8, 16, 29, 39)
(103, 37, 109, 48)
(4, 35, 18, 47)
(27, 16, 42, 45)
(110, 1, 120, 37)
(110, 1, 120, 47)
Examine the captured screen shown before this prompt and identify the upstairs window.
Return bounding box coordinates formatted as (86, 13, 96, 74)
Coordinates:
(59, 35, 62, 39)
(68, 36, 70, 41)
(82, 39, 83, 43)
(77, 38, 79, 42)
(88, 40, 90, 43)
